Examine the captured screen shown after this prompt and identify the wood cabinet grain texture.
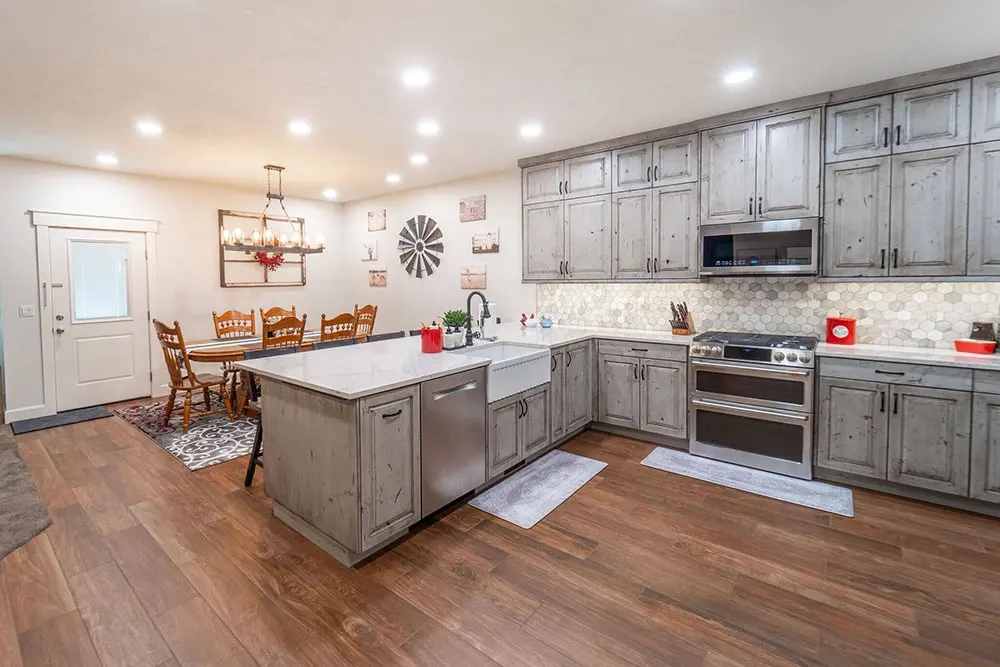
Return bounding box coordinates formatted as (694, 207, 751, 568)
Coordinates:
(816, 377, 889, 479)
(972, 72, 1000, 142)
(612, 190, 653, 279)
(612, 143, 653, 192)
(488, 394, 522, 480)
(598, 354, 640, 429)
(756, 108, 822, 220)
(565, 152, 612, 198)
(822, 156, 891, 277)
(549, 349, 566, 444)
(653, 134, 699, 187)
(565, 195, 612, 280)
(825, 95, 893, 163)
(564, 342, 593, 433)
(971, 392, 1000, 504)
(638, 358, 686, 438)
(893, 80, 971, 153)
(967, 140, 1000, 275)
(700, 121, 756, 225)
(522, 201, 565, 280)
(653, 183, 698, 278)
(522, 162, 563, 204)
(522, 385, 551, 457)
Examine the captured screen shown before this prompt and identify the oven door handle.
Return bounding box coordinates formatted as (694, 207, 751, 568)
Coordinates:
(691, 398, 811, 423)
(690, 359, 811, 378)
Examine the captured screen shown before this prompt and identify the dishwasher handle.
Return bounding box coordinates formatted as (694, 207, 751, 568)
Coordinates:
(432, 381, 479, 401)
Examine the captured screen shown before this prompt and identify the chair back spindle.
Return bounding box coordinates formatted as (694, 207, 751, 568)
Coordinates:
(212, 309, 256, 339)
(353, 304, 378, 339)
(262, 314, 307, 350)
(260, 305, 296, 325)
(320, 312, 357, 342)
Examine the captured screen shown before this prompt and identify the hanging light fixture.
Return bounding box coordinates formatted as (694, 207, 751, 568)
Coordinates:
(220, 165, 326, 254)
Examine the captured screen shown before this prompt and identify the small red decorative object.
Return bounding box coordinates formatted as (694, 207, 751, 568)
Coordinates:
(253, 251, 285, 271)
(955, 339, 996, 354)
(826, 316, 856, 345)
(421, 326, 443, 354)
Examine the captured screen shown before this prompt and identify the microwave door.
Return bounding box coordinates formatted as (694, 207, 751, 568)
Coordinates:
(700, 218, 818, 276)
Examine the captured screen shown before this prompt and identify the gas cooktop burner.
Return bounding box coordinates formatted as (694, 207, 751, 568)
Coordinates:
(694, 331, 818, 351)
(691, 331, 818, 367)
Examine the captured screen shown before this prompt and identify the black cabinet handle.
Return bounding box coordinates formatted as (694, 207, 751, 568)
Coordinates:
(566, 351, 572, 367)
(758, 196, 763, 215)
(646, 166, 651, 182)
(382, 409, 403, 419)
(883, 127, 889, 148)
(879, 391, 886, 413)
(646, 258, 651, 273)
(654, 165, 659, 181)
(630, 347, 648, 352)
(551, 356, 556, 372)
(653, 258, 659, 273)
(565, 261, 570, 276)
(633, 365, 638, 380)
(875, 370, 905, 376)
(564, 180, 569, 194)
(892, 248, 898, 269)
(893, 393, 899, 415)
(895, 125, 901, 146)
(522, 399, 528, 417)
(515, 399, 523, 418)
(641, 364, 646, 381)
(558, 181, 563, 195)
(749, 197, 754, 216)
(880, 249, 885, 269)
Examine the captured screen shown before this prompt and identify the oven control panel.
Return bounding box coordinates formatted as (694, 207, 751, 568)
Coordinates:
(690, 344, 814, 367)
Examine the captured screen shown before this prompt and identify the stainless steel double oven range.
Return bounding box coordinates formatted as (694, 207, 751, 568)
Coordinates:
(688, 332, 817, 480)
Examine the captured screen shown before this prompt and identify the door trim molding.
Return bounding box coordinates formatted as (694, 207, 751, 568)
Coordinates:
(30, 211, 160, 233)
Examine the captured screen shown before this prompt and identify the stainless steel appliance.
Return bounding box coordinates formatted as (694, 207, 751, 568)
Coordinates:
(689, 331, 817, 479)
(700, 218, 818, 276)
(420, 367, 487, 517)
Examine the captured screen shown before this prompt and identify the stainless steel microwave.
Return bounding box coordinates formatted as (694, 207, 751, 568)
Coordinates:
(699, 218, 819, 277)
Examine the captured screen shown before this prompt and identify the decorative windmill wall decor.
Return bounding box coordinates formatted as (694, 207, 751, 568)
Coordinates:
(397, 215, 444, 278)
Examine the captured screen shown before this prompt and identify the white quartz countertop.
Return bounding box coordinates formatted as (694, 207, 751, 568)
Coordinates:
(488, 323, 698, 347)
(816, 342, 1000, 370)
(236, 337, 491, 400)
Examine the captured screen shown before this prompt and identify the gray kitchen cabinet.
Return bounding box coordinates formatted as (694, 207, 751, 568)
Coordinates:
(701, 121, 756, 225)
(822, 157, 891, 277)
(565, 152, 612, 199)
(967, 141, 1000, 275)
(653, 134, 699, 187)
(653, 183, 698, 278)
(488, 394, 522, 480)
(825, 95, 893, 163)
(756, 108, 822, 220)
(887, 385, 971, 497)
(971, 392, 1000, 504)
(612, 190, 653, 279)
(889, 146, 969, 276)
(816, 377, 889, 480)
(565, 195, 613, 280)
(549, 349, 566, 443)
(564, 342, 593, 433)
(638, 359, 687, 438)
(892, 80, 972, 153)
(522, 162, 564, 204)
(522, 385, 551, 457)
(598, 354, 640, 429)
(612, 144, 654, 192)
(972, 73, 1000, 143)
(359, 386, 421, 552)
(522, 201, 565, 280)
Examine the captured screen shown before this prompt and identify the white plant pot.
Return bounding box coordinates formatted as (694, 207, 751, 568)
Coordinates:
(443, 331, 466, 350)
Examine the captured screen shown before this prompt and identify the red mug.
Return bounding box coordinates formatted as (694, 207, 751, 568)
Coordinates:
(421, 327, 443, 354)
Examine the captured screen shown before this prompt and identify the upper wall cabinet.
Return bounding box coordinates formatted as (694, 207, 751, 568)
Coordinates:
(522, 196, 613, 281)
(612, 134, 699, 192)
(973, 73, 1000, 143)
(612, 144, 654, 192)
(522, 152, 611, 205)
(968, 141, 1000, 275)
(826, 95, 893, 162)
(892, 80, 971, 153)
(701, 109, 820, 225)
(611, 184, 698, 280)
(823, 157, 891, 277)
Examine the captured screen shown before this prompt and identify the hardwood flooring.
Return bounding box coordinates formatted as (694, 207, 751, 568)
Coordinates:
(3, 414, 1000, 666)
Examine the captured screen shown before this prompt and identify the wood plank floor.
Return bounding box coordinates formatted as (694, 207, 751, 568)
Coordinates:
(3, 415, 1000, 666)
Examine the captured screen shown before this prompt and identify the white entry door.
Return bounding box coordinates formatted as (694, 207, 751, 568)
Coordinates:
(49, 228, 152, 410)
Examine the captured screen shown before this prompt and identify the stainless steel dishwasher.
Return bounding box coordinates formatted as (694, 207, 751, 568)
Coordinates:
(420, 366, 487, 517)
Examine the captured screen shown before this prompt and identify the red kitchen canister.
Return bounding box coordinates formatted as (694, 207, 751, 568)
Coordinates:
(826, 316, 856, 345)
(420, 325, 443, 354)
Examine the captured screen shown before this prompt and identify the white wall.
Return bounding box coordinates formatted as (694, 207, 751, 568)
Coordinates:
(0, 157, 345, 420)
(340, 170, 536, 333)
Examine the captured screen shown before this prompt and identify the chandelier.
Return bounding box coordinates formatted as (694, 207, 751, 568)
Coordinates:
(220, 164, 325, 254)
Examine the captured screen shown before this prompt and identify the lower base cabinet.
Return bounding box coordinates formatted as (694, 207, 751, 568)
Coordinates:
(598, 351, 686, 438)
(972, 392, 1000, 503)
(816, 377, 889, 479)
(488, 384, 550, 480)
(550, 342, 594, 443)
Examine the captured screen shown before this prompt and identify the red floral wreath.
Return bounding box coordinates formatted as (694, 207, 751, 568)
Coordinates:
(254, 251, 285, 271)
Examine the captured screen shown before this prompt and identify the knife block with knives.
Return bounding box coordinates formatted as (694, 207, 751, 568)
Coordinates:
(669, 301, 695, 335)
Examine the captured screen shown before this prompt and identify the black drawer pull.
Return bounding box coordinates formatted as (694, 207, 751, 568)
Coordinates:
(551, 356, 556, 372)
(630, 347, 649, 353)
(646, 166, 652, 182)
(892, 248, 898, 269)
(893, 393, 899, 415)
(382, 409, 403, 419)
(879, 391, 886, 413)
(882, 127, 889, 148)
(749, 196, 754, 216)
(566, 351, 572, 367)
(641, 365, 646, 381)
(895, 125, 901, 146)
(633, 365, 638, 380)
(874, 370, 905, 376)
(558, 181, 563, 195)
(653, 165, 659, 181)
(880, 249, 885, 269)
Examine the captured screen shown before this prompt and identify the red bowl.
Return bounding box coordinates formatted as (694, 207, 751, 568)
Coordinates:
(954, 338, 996, 354)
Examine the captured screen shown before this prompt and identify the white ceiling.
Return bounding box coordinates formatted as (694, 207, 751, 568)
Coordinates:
(3, 0, 1000, 202)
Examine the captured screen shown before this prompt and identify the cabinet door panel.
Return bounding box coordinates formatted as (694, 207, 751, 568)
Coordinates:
(968, 141, 1000, 275)
(639, 359, 686, 438)
(826, 95, 893, 162)
(653, 183, 698, 278)
(889, 147, 969, 276)
(522, 201, 565, 280)
(598, 354, 639, 429)
(701, 122, 756, 224)
(972, 73, 1000, 143)
(756, 109, 822, 220)
(522, 385, 550, 457)
(523, 162, 564, 204)
(971, 393, 1000, 504)
(653, 134, 698, 186)
(612, 190, 653, 279)
(822, 157, 891, 277)
(360, 386, 420, 551)
(893, 80, 971, 153)
(612, 144, 653, 192)
(565, 195, 612, 280)
(565, 342, 593, 432)
(488, 396, 521, 480)
(549, 351, 566, 443)
(816, 378, 888, 479)
(888, 386, 971, 496)
(565, 152, 611, 198)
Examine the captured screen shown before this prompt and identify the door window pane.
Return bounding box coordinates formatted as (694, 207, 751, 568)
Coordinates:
(70, 241, 130, 321)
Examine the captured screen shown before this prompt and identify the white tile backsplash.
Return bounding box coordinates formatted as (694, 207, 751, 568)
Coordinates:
(537, 279, 1000, 348)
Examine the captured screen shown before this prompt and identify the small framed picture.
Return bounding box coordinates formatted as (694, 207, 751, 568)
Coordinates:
(368, 209, 386, 232)
(459, 195, 486, 222)
(460, 264, 487, 289)
(368, 266, 387, 287)
(472, 228, 499, 254)
(361, 239, 379, 261)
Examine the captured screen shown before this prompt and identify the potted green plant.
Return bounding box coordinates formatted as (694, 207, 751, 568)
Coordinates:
(441, 310, 468, 349)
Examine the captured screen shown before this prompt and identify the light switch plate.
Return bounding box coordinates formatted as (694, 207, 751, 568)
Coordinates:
(19, 305, 37, 318)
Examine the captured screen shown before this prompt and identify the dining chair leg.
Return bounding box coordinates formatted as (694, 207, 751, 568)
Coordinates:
(244, 422, 263, 487)
(221, 383, 234, 422)
(163, 389, 177, 426)
(182, 391, 193, 435)
(202, 387, 211, 409)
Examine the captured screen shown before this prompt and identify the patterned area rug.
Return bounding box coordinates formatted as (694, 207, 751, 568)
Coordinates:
(114, 401, 258, 471)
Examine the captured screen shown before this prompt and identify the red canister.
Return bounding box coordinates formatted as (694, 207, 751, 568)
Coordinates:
(420, 326, 443, 354)
(826, 316, 856, 345)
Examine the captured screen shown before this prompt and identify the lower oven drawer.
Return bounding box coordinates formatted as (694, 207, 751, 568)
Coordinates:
(690, 359, 812, 411)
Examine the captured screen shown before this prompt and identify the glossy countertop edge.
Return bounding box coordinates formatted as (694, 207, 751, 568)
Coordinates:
(815, 342, 1000, 370)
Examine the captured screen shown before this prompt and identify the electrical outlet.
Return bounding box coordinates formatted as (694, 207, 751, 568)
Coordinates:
(18, 305, 37, 318)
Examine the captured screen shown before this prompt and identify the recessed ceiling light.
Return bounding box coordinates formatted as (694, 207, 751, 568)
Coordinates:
(135, 119, 162, 137)
(386, 173, 401, 184)
(401, 67, 431, 88)
(288, 119, 312, 136)
(723, 67, 755, 85)
(96, 153, 119, 167)
(520, 122, 543, 139)
(322, 188, 338, 200)
(417, 119, 439, 136)
(409, 153, 428, 167)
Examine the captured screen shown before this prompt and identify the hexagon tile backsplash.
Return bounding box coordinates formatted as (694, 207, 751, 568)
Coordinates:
(537, 279, 1000, 348)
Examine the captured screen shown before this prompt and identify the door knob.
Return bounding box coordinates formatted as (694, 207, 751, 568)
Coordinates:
(55, 328, 65, 334)
(55, 314, 64, 321)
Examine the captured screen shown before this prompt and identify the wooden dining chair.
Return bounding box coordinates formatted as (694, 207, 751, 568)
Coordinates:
(320, 312, 357, 342)
(353, 304, 378, 340)
(153, 319, 234, 434)
(261, 314, 307, 350)
(260, 305, 296, 325)
(212, 309, 256, 339)
(242, 346, 301, 487)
